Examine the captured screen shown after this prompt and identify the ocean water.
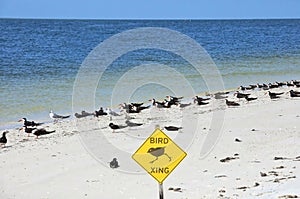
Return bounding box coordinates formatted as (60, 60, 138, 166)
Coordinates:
(0, 19, 300, 129)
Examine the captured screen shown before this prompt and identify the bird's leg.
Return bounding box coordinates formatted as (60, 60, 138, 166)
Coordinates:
(164, 153, 172, 161)
(149, 157, 158, 164)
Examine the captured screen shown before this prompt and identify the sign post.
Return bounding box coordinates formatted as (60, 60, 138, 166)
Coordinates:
(132, 128, 187, 198)
(159, 183, 164, 199)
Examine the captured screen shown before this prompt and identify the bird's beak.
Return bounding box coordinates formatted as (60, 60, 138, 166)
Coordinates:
(18, 127, 23, 131)
(18, 119, 22, 122)
(264, 92, 267, 95)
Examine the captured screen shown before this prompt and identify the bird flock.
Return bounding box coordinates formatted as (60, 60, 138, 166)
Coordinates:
(1, 79, 300, 149)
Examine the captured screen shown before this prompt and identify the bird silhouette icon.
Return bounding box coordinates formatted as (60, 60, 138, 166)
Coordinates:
(147, 147, 172, 164)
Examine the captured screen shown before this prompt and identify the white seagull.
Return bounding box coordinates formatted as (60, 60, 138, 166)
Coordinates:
(49, 110, 71, 122)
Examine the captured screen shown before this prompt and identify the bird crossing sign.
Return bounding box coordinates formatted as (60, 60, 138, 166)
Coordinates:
(132, 128, 187, 184)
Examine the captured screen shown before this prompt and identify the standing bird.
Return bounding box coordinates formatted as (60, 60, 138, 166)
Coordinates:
(148, 147, 172, 163)
(20, 126, 36, 137)
(109, 158, 120, 169)
(49, 110, 70, 121)
(18, 118, 43, 127)
(33, 129, 55, 138)
(0, 131, 8, 148)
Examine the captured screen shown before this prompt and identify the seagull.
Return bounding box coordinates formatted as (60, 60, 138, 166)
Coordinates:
(125, 120, 143, 127)
(49, 110, 71, 121)
(0, 131, 8, 148)
(105, 108, 120, 116)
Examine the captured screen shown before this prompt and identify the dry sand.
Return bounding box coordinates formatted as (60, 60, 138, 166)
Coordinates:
(0, 87, 299, 198)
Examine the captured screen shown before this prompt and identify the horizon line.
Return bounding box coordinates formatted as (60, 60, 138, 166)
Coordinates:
(1, 16, 300, 21)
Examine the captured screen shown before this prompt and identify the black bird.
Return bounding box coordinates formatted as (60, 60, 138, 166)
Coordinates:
(286, 81, 294, 87)
(130, 102, 144, 107)
(147, 147, 172, 163)
(18, 118, 43, 127)
(234, 91, 251, 99)
(125, 120, 143, 127)
(249, 84, 257, 89)
(268, 83, 279, 89)
(109, 123, 127, 132)
(289, 90, 300, 98)
(20, 126, 36, 136)
(121, 103, 150, 113)
(239, 86, 252, 91)
(290, 90, 300, 95)
(109, 158, 120, 169)
(33, 129, 55, 138)
(257, 83, 264, 88)
(193, 96, 210, 105)
(164, 126, 182, 131)
(149, 99, 169, 108)
(225, 99, 240, 107)
(267, 91, 284, 99)
(94, 107, 108, 117)
(245, 95, 258, 102)
(166, 95, 183, 102)
(75, 111, 94, 118)
(0, 131, 8, 147)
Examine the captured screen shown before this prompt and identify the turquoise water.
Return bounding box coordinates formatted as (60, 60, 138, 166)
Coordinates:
(0, 19, 300, 129)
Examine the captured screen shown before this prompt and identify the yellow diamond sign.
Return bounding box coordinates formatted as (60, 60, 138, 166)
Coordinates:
(132, 128, 187, 184)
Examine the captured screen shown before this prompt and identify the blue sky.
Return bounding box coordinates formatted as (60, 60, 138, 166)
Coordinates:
(0, 0, 299, 19)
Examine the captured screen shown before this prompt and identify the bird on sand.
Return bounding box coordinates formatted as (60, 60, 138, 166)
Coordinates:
(109, 123, 127, 133)
(20, 126, 36, 136)
(0, 131, 8, 148)
(33, 129, 55, 138)
(267, 91, 284, 99)
(18, 118, 43, 127)
(164, 126, 182, 131)
(49, 110, 70, 121)
(225, 99, 240, 107)
(289, 90, 300, 97)
(147, 147, 172, 163)
(245, 95, 258, 102)
(109, 158, 120, 169)
(125, 120, 143, 127)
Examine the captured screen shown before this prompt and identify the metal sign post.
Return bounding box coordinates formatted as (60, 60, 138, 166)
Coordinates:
(159, 183, 164, 199)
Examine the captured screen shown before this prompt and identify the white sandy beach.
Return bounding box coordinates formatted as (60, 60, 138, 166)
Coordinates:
(0, 86, 299, 199)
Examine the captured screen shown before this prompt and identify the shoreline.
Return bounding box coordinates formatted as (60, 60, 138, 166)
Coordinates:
(1, 81, 300, 198)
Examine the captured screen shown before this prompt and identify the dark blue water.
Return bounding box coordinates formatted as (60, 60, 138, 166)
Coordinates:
(1, 19, 300, 128)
